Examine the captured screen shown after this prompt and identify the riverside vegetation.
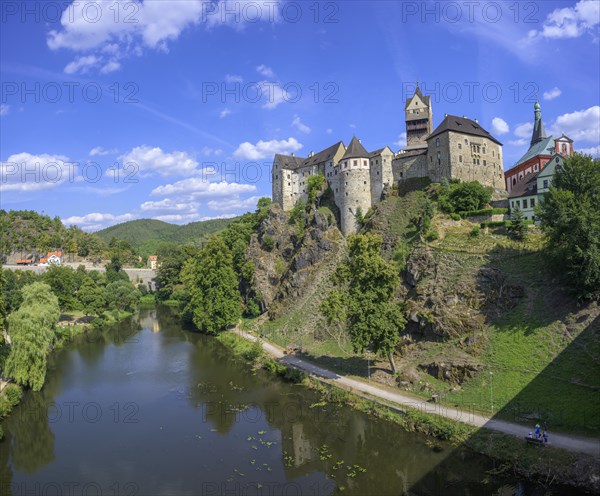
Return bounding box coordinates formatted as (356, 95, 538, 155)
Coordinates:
(0, 154, 598, 489)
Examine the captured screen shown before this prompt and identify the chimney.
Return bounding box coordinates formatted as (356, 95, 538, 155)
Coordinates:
(309, 151, 314, 157)
(475, 118, 478, 123)
(463, 115, 467, 119)
(444, 113, 448, 117)
(358, 139, 362, 143)
(291, 152, 295, 157)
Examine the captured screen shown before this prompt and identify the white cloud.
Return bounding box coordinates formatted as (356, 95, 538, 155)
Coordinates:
(100, 59, 121, 74)
(225, 74, 243, 83)
(508, 139, 528, 147)
(151, 179, 256, 198)
(1, 152, 75, 192)
(89, 146, 117, 156)
(291, 115, 311, 134)
(62, 212, 137, 231)
(394, 132, 407, 149)
(326, 128, 333, 134)
(543, 87, 562, 101)
(577, 145, 600, 157)
(48, 1, 282, 73)
(219, 108, 232, 118)
(528, 0, 600, 39)
(514, 122, 533, 139)
(491, 117, 509, 135)
(207, 195, 261, 212)
(549, 106, 600, 143)
(119, 145, 199, 176)
(0, 104, 9, 117)
(140, 198, 199, 212)
(233, 137, 303, 160)
(200, 146, 223, 156)
(260, 82, 289, 109)
(153, 213, 236, 223)
(256, 64, 274, 78)
(64, 55, 99, 75)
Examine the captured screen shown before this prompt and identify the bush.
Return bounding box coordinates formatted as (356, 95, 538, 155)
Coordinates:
(243, 339, 264, 362)
(459, 208, 508, 218)
(3, 384, 22, 407)
(449, 213, 461, 221)
(470, 226, 481, 237)
(425, 230, 439, 242)
(439, 181, 492, 213)
(480, 220, 510, 228)
(262, 235, 275, 252)
(274, 258, 286, 277)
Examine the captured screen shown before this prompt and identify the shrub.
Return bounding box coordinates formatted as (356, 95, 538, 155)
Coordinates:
(3, 384, 22, 407)
(274, 258, 286, 277)
(449, 213, 461, 221)
(243, 339, 264, 362)
(459, 208, 508, 218)
(425, 230, 439, 242)
(262, 235, 275, 252)
(439, 181, 492, 213)
(470, 226, 481, 237)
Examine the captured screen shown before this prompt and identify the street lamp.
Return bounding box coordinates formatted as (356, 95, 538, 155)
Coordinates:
(489, 371, 494, 416)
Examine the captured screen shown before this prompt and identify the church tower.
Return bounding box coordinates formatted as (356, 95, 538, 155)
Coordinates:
(404, 84, 432, 149)
(530, 100, 547, 146)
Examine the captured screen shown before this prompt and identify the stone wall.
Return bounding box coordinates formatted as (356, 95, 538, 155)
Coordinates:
(392, 152, 428, 184)
(446, 132, 505, 189)
(369, 148, 394, 204)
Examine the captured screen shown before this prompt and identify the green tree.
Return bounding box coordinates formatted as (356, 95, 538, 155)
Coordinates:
(42, 265, 79, 310)
(307, 174, 326, 206)
(77, 278, 106, 316)
(182, 236, 241, 334)
(507, 205, 528, 241)
(104, 280, 141, 312)
(439, 181, 492, 213)
(4, 283, 60, 390)
(537, 154, 600, 299)
(321, 234, 406, 373)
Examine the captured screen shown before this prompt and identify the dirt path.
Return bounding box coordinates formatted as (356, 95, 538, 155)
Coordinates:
(234, 329, 600, 457)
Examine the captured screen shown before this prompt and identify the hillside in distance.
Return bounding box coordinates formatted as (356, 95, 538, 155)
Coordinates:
(94, 217, 239, 256)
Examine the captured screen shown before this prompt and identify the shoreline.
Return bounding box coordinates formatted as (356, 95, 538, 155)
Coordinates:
(220, 327, 600, 492)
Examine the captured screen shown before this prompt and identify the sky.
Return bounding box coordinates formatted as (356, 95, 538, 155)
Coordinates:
(1, 0, 599, 231)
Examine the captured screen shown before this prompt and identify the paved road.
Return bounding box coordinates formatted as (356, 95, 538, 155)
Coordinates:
(235, 329, 600, 457)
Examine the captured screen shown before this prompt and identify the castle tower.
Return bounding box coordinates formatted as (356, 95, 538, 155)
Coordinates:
(339, 137, 372, 235)
(404, 84, 432, 149)
(530, 100, 547, 146)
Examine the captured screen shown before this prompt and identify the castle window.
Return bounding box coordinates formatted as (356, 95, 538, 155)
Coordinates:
(458, 144, 462, 150)
(288, 182, 291, 186)
(436, 138, 440, 147)
(377, 171, 379, 175)
(523, 199, 528, 208)
(363, 160, 367, 166)
(483, 160, 486, 166)
(344, 163, 348, 169)
(353, 160, 357, 166)
(364, 181, 367, 185)
(276, 175, 279, 179)
(465, 139, 468, 144)
(492, 151, 495, 157)
(437, 151, 441, 159)
(345, 192, 348, 196)
(513, 177, 516, 185)
(287, 174, 290, 179)
(336, 188, 338, 193)
(459, 156, 462, 162)
(531, 198, 535, 208)
(430, 156, 433, 163)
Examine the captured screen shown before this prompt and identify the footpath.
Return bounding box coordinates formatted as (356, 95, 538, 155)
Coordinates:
(234, 328, 600, 458)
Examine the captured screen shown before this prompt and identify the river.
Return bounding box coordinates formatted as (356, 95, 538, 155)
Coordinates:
(0, 306, 582, 495)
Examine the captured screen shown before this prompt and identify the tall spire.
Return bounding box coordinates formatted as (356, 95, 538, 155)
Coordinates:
(530, 100, 546, 146)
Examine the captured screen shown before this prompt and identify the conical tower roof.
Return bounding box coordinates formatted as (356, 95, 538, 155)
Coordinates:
(341, 136, 369, 160)
(531, 100, 547, 146)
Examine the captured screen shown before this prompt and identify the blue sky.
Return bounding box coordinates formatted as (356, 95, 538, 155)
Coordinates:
(1, 0, 599, 230)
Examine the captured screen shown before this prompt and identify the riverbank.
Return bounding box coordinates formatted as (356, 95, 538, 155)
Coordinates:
(218, 328, 600, 492)
(0, 305, 145, 441)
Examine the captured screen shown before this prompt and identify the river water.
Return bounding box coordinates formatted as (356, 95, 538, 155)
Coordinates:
(0, 307, 582, 495)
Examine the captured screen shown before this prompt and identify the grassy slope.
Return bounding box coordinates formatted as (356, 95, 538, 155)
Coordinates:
(94, 217, 238, 256)
(251, 190, 600, 436)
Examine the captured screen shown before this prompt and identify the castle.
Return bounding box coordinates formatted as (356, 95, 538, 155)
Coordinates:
(272, 86, 505, 235)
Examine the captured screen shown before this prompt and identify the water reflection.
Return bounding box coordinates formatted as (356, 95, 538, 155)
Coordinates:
(0, 306, 586, 496)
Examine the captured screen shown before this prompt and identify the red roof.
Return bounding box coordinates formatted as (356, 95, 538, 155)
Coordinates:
(148, 256, 158, 260)
(47, 251, 62, 258)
